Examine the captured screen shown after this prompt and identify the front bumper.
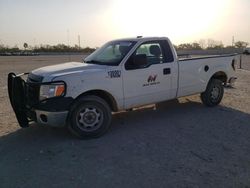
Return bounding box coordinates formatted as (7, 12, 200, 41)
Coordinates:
(35, 110, 68, 127)
(8, 73, 73, 128)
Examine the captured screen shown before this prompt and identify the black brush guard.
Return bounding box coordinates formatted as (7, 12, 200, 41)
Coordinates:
(8, 73, 30, 127)
(8, 73, 67, 128)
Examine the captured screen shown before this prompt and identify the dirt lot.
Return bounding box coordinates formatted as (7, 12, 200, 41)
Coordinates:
(0, 55, 250, 188)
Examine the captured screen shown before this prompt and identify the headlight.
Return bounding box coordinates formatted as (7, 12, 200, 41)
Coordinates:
(39, 82, 65, 100)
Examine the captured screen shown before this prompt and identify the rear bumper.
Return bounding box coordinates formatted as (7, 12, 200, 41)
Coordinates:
(228, 77, 237, 87)
(8, 73, 72, 128)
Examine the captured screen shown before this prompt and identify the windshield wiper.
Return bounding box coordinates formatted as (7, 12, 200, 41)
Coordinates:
(84, 60, 118, 66)
(84, 60, 103, 65)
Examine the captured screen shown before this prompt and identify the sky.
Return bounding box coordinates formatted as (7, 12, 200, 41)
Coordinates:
(0, 0, 249, 48)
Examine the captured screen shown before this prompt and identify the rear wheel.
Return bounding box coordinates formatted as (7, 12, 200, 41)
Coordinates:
(201, 79, 224, 107)
(68, 96, 112, 139)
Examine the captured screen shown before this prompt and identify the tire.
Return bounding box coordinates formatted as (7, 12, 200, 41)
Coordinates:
(201, 79, 224, 107)
(68, 95, 112, 139)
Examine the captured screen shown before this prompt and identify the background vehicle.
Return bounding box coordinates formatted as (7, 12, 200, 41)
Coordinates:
(8, 37, 237, 138)
(243, 47, 250, 55)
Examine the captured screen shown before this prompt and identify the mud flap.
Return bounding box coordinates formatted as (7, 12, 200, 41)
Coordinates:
(8, 73, 29, 128)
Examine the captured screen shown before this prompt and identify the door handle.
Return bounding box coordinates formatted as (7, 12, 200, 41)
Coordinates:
(163, 68, 171, 75)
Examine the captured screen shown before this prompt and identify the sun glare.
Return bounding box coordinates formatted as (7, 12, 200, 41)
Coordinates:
(106, 0, 232, 44)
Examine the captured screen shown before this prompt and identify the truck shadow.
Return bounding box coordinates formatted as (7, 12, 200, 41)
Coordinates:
(1, 99, 250, 187)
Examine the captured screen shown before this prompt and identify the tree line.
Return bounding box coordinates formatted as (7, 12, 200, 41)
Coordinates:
(174, 39, 248, 50)
(0, 43, 96, 54)
(0, 39, 249, 54)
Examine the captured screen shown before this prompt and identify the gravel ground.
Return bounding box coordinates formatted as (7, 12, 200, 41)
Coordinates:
(0, 55, 250, 188)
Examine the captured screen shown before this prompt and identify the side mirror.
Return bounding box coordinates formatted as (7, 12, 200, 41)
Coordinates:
(133, 54, 147, 67)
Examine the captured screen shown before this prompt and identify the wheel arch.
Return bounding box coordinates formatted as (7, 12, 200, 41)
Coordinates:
(73, 89, 118, 112)
(209, 71, 228, 84)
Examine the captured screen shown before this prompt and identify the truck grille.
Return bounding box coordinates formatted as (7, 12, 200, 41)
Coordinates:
(26, 73, 43, 107)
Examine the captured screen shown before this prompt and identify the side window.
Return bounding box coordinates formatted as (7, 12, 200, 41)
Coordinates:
(136, 43, 164, 64)
(125, 41, 166, 70)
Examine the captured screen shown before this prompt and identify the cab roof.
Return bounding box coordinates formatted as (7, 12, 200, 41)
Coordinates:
(111, 37, 169, 43)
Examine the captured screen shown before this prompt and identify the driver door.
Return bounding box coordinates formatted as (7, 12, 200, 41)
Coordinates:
(122, 41, 174, 109)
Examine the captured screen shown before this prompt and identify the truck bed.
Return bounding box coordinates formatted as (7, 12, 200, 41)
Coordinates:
(177, 54, 237, 97)
(178, 53, 237, 61)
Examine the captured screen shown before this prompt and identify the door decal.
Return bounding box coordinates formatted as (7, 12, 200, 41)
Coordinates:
(143, 75, 160, 87)
(148, 75, 157, 82)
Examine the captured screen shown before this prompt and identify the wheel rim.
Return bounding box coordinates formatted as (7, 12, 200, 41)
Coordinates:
(210, 86, 221, 102)
(76, 106, 104, 132)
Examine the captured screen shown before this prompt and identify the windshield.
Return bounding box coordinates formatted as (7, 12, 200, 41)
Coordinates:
(84, 40, 136, 66)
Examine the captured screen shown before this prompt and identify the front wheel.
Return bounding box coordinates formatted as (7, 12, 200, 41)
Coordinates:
(68, 96, 112, 139)
(201, 79, 224, 107)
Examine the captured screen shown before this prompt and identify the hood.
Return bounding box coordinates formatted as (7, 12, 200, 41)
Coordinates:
(31, 62, 107, 80)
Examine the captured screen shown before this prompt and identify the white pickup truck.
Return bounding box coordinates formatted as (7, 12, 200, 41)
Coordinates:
(8, 37, 237, 139)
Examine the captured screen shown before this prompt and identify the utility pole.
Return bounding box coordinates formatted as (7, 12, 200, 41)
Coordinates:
(67, 29, 70, 47)
(33, 38, 37, 47)
(78, 35, 81, 49)
(232, 36, 235, 47)
(67, 29, 71, 61)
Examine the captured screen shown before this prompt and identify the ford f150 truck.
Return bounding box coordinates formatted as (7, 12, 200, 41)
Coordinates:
(8, 37, 237, 138)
